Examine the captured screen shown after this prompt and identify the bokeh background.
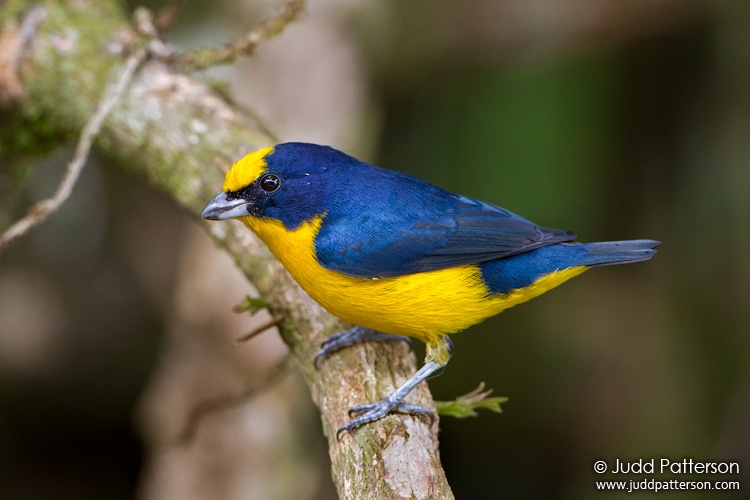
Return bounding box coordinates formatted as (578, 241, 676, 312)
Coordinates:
(1, 0, 749, 499)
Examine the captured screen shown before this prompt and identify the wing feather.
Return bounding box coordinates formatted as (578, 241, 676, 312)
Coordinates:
(315, 187, 575, 279)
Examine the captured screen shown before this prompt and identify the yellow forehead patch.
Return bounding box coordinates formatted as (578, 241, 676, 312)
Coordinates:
(222, 146, 275, 192)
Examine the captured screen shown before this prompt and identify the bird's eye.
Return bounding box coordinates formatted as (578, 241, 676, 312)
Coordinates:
(258, 173, 281, 193)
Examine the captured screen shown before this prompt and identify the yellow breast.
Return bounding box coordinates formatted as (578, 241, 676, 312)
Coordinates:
(239, 215, 587, 348)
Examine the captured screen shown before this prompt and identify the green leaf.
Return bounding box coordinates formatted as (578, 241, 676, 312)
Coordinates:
(435, 382, 508, 419)
(233, 295, 270, 315)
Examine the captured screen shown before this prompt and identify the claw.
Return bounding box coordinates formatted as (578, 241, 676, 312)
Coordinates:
(324, 336, 452, 439)
(392, 403, 435, 426)
(337, 400, 435, 440)
(314, 326, 412, 369)
(335, 358, 448, 439)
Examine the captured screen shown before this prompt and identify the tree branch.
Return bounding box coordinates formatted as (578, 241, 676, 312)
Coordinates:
(173, 0, 306, 71)
(0, 1, 452, 498)
(0, 8, 147, 249)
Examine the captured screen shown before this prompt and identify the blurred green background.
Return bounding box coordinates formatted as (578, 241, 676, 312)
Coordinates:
(1, 0, 748, 499)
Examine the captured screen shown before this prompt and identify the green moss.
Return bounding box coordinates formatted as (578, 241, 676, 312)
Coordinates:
(1, 0, 129, 156)
(1, 0, 32, 20)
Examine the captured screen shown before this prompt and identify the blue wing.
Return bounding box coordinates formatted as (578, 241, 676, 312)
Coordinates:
(313, 168, 575, 279)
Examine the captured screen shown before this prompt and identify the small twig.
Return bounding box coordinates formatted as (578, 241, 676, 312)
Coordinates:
(154, 0, 185, 33)
(14, 6, 48, 69)
(133, 7, 160, 38)
(0, 44, 148, 249)
(0, 6, 47, 103)
(175, 0, 305, 71)
(233, 314, 284, 346)
(176, 355, 294, 444)
(0, 8, 171, 249)
(133, 6, 174, 60)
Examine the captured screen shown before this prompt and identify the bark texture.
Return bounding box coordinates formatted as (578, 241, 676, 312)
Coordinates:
(0, 1, 452, 498)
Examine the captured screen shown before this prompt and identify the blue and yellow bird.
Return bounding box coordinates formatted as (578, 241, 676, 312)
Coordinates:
(202, 142, 659, 436)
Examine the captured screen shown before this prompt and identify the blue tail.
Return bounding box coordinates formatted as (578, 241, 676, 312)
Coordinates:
(479, 239, 659, 295)
(568, 239, 660, 267)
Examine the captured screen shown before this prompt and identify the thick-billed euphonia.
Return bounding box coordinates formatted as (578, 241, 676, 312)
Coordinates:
(202, 142, 659, 436)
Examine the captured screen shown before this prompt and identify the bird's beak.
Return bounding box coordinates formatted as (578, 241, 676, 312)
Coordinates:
(201, 191, 250, 220)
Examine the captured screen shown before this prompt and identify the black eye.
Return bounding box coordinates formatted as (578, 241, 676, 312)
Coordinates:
(258, 173, 281, 193)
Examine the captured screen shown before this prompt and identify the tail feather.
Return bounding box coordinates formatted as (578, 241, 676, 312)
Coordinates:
(574, 239, 660, 267)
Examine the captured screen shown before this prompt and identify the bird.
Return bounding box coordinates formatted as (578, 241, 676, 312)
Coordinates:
(201, 142, 659, 437)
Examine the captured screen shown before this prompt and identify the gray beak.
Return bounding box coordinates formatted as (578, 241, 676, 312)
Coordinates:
(201, 191, 250, 220)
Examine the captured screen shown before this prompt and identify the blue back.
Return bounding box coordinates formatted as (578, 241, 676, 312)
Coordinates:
(259, 143, 575, 279)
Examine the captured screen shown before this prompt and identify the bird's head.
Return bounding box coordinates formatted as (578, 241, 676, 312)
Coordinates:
(201, 143, 346, 230)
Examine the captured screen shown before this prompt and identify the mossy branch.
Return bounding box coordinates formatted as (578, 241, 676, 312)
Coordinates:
(0, 1, 452, 498)
(173, 0, 306, 71)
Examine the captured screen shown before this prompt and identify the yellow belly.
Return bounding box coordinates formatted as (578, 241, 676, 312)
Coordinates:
(240, 215, 587, 348)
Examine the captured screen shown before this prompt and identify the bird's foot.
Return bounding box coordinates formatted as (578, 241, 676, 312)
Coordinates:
(314, 326, 412, 368)
(336, 398, 435, 440)
(335, 360, 444, 439)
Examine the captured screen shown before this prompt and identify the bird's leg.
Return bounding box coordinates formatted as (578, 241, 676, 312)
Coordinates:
(314, 326, 412, 368)
(336, 337, 453, 439)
